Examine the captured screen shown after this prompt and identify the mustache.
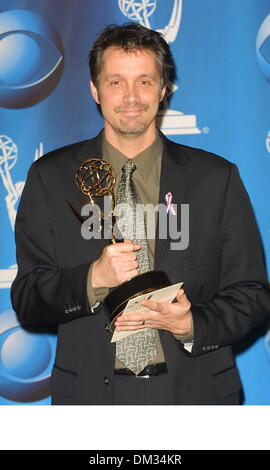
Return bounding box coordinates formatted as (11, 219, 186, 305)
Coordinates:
(114, 104, 149, 113)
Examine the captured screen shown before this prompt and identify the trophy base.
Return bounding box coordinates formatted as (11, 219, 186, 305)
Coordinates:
(103, 270, 171, 333)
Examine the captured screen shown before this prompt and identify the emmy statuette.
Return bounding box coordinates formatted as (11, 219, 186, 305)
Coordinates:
(75, 158, 171, 332)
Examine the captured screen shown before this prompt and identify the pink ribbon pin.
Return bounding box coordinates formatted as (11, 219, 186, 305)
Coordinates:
(165, 192, 176, 215)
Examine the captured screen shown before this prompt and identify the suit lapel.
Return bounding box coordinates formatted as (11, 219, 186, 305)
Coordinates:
(70, 130, 105, 208)
(154, 135, 191, 270)
(72, 129, 106, 214)
(75, 130, 104, 163)
(68, 130, 109, 252)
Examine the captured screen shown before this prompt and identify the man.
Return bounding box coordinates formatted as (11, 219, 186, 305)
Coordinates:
(11, 23, 270, 405)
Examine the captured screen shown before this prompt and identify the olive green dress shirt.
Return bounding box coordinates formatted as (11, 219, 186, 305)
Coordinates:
(87, 132, 193, 367)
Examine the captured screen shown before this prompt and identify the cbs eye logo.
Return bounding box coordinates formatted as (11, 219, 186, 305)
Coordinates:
(0, 9, 64, 108)
(256, 14, 270, 84)
(0, 309, 56, 403)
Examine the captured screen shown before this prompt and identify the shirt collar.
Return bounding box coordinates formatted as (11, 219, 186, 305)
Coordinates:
(102, 132, 163, 183)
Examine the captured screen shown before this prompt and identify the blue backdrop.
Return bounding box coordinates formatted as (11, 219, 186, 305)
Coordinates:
(0, 0, 269, 405)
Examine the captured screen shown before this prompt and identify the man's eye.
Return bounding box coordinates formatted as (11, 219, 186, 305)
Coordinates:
(111, 81, 121, 86)
(140, 80, 151, 86)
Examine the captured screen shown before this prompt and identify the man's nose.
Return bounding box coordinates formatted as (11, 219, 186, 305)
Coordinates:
(124, 83, 139, 103)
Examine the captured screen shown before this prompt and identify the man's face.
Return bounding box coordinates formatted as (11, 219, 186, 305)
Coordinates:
(90, 47, 166, 137)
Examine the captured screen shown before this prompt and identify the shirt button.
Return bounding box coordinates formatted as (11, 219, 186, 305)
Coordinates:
(104, 377, 110, 385)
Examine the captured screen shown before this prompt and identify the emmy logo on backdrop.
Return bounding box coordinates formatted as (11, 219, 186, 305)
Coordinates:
(118, 0, 201, 135)
(265, 328, 270, 365)
(0, 135, 43, 288)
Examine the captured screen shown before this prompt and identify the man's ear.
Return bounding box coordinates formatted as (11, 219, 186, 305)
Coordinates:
(159, 85, 166, 103)
(90, 80, 100, 104)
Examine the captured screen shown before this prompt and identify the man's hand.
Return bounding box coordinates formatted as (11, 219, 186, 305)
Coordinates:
(91, 240, 141, 288)
(114, 288, 192, 336)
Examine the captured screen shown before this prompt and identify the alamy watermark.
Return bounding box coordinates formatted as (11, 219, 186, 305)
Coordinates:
(81, 196, 189, 251)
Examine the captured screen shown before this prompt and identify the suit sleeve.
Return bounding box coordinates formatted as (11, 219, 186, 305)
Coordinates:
(191, 164, 270, 356)
(86, 262, 109, 305)
(11, 162, 101, 325)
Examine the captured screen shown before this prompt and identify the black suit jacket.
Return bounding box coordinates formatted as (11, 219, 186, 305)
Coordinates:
(11, 130, 270, 404)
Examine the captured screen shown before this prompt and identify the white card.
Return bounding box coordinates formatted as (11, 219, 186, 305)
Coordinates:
(111, 282, 183, 343)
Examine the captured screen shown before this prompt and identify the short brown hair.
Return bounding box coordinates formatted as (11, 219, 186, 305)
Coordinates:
(88, 22, 175, 89)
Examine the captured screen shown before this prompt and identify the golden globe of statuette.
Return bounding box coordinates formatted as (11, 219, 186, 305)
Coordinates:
(76, 158, 116, 238)
(75, 158, 115, 203)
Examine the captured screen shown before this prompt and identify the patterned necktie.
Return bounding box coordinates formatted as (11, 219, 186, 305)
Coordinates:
(115, 160, 157, 375)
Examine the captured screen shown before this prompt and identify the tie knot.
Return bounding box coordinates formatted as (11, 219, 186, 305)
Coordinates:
(122, 160, 136, 175)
